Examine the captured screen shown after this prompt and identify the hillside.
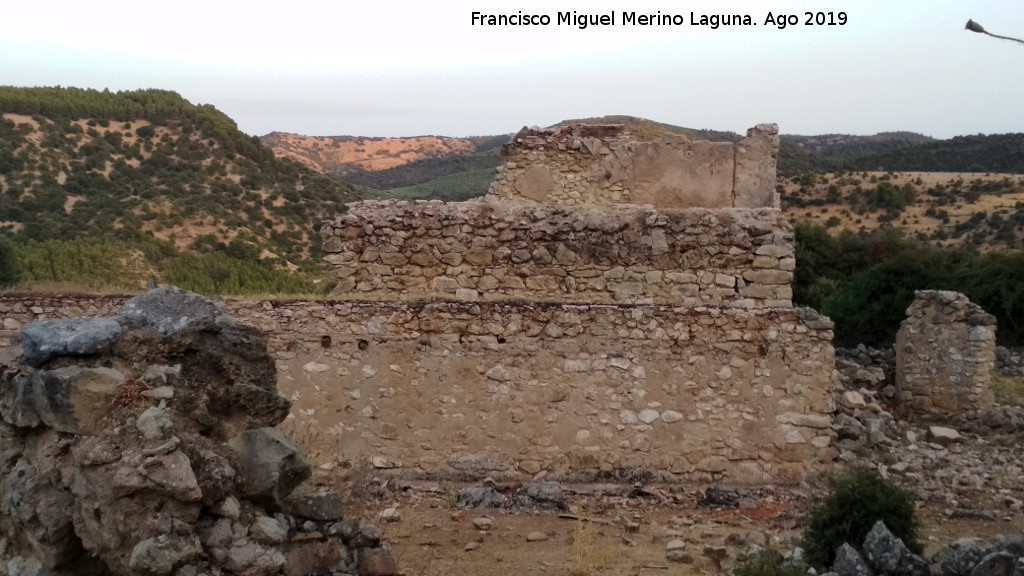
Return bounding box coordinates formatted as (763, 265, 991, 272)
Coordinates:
(341, 149, 503, 192)
(781, 170, 1024, 250)
(260, 131, 478, 178)
(0, 86, 362, 294)
(0, 87, 361, 259)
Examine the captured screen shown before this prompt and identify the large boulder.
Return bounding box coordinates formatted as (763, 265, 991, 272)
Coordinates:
(115, 287, 235, 338)
(833, 543, 874, 576)
(29, 366, 124, 434)
(940, 539, 989, 576)
(0, 371, 40, 428)
(20, 318, 122, 367)
(229, 427, 311, 504)
(285, 492, 345, 521)
(862, 521, 929, 576)
(970, 552, 1016, 576)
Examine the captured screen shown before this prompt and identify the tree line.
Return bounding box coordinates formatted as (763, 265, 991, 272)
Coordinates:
(795, 222, 1024, 346)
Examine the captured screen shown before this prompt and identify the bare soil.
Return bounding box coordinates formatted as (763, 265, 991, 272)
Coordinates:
(330, 481, 1024, 576)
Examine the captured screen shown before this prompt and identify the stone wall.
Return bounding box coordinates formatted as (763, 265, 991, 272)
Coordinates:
(321, 200, 795, 307)
(486, 123, 780, 209)
(1, 295, 836, 484)
(895, 290, 997, 416)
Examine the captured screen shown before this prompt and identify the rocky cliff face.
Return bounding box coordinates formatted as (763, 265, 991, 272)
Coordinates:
(0, 287, 394, 576)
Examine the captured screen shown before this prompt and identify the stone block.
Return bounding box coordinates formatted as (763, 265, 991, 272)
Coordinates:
(30, 366, 124, 434)
(116, 287, 235, 338)
(285, 492, 345, 521)
(229, 427, 311, 504)
(21, 318, 122, 367)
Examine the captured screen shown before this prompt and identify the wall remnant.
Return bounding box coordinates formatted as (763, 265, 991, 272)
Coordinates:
(310, 120, 834, 484)
(486, 123, 780, 209)
(0, 288, 394, 576)
(321, 200, 795, 307)
(1, 295, 836, 486)
(895, 290, 997, 416)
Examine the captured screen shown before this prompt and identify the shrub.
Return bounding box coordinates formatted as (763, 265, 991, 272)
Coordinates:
(0, 237, 19, 286)
(803, 466, 920, 568)
(733, 547, 806, 576)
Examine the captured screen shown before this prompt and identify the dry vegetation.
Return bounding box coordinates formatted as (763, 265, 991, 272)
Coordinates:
(781, 171, 1024, 250)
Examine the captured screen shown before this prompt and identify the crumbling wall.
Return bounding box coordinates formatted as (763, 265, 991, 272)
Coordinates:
(486, 123, 779, 209)
(2, 296, 836, 485)
(895, 290, 997, 416)
(321, 200, 794, 307)
(0, 288, 394, 576)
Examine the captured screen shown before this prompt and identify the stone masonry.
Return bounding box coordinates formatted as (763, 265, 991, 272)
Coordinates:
(1, 295, 835, 485)
(322, 200, 794, 306)
(895, 290, 997, 416)
(486, 123, 780, 209)
(310, 122, 835, 484)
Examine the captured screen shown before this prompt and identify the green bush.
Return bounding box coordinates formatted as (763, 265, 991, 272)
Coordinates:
(733, 548, 806, 576)
(0, 237, 19, 286)
(803, 466, 920, 568)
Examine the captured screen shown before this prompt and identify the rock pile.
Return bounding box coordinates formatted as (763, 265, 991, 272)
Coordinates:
(835, 345, 894, 401)
(830, 358, 1024, 520)
(456, 481, 568, 511)
(995, 346, 1024, 376)
(815, 521, 1024, 576)
(0, 287, 394, 576)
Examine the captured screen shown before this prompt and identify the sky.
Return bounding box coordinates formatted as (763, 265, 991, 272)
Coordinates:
(2, 0, 1023, 139)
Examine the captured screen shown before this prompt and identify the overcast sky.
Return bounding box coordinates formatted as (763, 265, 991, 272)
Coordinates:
(2, 0, 1022, 139)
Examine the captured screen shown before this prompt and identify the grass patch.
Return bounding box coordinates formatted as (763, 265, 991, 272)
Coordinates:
(569, 503, 611, 576)
(733, 547, 806, 576)
(993, 374, 1024, 406)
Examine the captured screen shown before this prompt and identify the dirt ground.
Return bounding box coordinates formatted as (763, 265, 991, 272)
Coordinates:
(335, 481, 1024, 576)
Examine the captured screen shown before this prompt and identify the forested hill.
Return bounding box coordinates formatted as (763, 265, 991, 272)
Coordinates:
(843, 133, 1024, 174)
(778, 133, 1024, 175)
(0, 86, 362, 294)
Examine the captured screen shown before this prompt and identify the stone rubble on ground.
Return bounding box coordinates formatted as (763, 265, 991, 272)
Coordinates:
(817, 521, 1024, 576)
(831, 340, 1024, 520)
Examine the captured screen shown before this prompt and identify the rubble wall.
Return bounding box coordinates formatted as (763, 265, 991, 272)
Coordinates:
(321, 200, 795, 307)
(1, 296, 836, 484)
(0, 289, 395, 576)
(896, 290, 997, 416)
(486, 123, 780, 209)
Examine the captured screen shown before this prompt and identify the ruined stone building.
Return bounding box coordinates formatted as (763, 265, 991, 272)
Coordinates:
(314, 123, 837, 484)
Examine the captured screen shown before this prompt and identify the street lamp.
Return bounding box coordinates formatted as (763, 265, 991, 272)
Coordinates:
(965, 19, 1024, 45)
